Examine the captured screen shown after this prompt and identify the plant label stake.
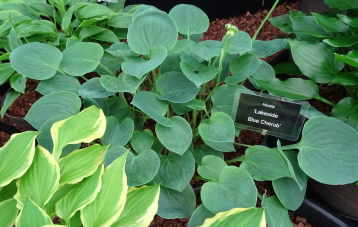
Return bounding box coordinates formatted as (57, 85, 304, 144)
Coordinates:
(231, 90, 309, 141)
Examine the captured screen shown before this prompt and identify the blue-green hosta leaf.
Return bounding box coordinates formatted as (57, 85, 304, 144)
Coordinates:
(9, 73, 25, 94)
(15, 146, 60, 209)
(10, 42, 62, 80)
(225, 53, 261, 84)
(0, 199, 17, 227)
(188, 204, 215, 227)
(156, 71, 199, 103)
(222, 31, 252, 54)
(0, 90, 20, 118)
(331, 97, 358, 131)
(190, 40, 221, 61)
(101, 73, 144, 94)
(122, 45, 167, 79)
(201, 166, 257, 213)
(79, 16, 109, 28)
(198, 112, 235, 152)
(131, 91, 173, 127)
(262, 195, 292, 227)
(112, 184, 160, 227)
(107, 96, 130, 121)
(128, 8, 177, 55)
(61, 42, 104, 77)
(16, 197, 52, 227)
(108, 13, 132, 28)
(269, 14, 293, 33)
(79, 4, 113, 18)
(0, 63, 15, 85)
(168, 39, 195, 54)
(101, 117, 134, 146)
(83, 96, 109, 116)
(91, 29, 120, 43)
(157, 184, 195, 219)
(297, 116, 358, 184)
(251, 60, 275, 81)
(249, 39, 287, 58)
(198, 155, 227, 182)
(154, 151, 195, 192)
(290, 15, 334, 40)
(192, 144, 224, 165)
(79, 26, 105, 40)
(130, 129, 154, 154)
(155, 116, 192, 155)
(0, 131, 39, 187)
(105, 42, 136, 58)
(159, 53, 182, 74)
(9, 27, 22, 51)
(36, 74, 80, 95)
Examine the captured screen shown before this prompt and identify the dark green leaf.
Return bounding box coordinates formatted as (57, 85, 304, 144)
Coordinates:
(198, 155, 227, 182)
(79, 77, 115, 98)
(192, 144, 224, 165)
(9, 73, 26, 93)
(312, 13, 349, 32)
(330, 72, 358, 85)
(187, 204, 215, 227)
(130, 129, 154, 154)
(273, 62, 302, 76)
(334, 50, 358, 68)
(101, 116, 134, 146)
(101, 73, 144, 94)
(331, 97, 358, 131)
(0, 91, 20, 118)
(36, 74, 80, 95)
(225, 53, 261, 84)
(323, 35, 358, 47)
(262, 195, 293, 227)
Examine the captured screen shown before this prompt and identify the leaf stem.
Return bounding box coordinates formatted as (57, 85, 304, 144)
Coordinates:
(234, 142, 252, 148)
(252, 0, 280, 41)
(99, 62, 116, 77)
(315, 96, 336, 107)
(226, 155, 246, 164)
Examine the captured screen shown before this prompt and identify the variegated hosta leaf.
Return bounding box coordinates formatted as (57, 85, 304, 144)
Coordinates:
(199, 207, 265, 227)
(56, 165, 104, 220)
(59, 144, 109, 185)
(81, 152, 128, 227)
(0, 198, 18, 227)
(15, 146, 60, 209)
(16, 197, 53, 227)
(112, 184, 160, 227)
(51, 105, 106, 159)
(0, 131, 39, 187)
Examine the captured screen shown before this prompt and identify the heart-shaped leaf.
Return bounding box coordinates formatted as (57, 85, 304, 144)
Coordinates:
(192, 144, 224, 165)
(79, 77, 115, 98)
(225, 53, 261, 84)
(101, 117, 134, 146)
(101, 73, 144, 94)
(36, 74, 80, 95)
(222, 31, 252, 54)
(190, 40, 221, 61)
(130, 129, 154, 154)
(187, 204, 215, 227)
(198, 155, 227, 182)
(262, 196, 293, 227)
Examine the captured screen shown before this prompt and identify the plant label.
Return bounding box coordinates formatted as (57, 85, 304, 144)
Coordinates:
(231, 90, 310, 141)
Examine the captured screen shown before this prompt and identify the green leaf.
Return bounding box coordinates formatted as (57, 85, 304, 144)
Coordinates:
(225, 53, 261, 84)
(155, 116, 192, 155)
(312, 13, 349, 32)
(290, 15, 333, 40)
(324, 0, 358, 10)
(122, 46, 167, 79)
(289, 40, 344, 83)
(323, 35, 358, 47)
(0, 63, 15, 85)
(91, 29, 119, 43)
(272, 177, 306, 211)
(154, 151, 195, 191)
(168, 39, 195, 54)
(249, 39, 287, 58)
(59, 144, 108, 185)
(169, 4, 209, 37)
(51, 105, 106, 160)
(337, 14, 358, 28)
(331, 72, 358, 85)
(130, 129, 154, 154)
(25, 91, 81, 130)
(79, 4, 113, 18)
(192, 144, 224, 165)
(81, 152, 128, 227)
(0, 199, 17, 227)
(16, 197, 52, 227)
(105, 42, 136, 58)
(79, 25, 105, 40)
(198, 155, 227, 182)
(190, 40, 221, 61)
(107, 96, 130, 121)
(10, 42, 62, 80)
(262, 196, 292, 227)
(201, 166, 257, 213)
(269, 14, 293, 33)
(199, 112, 235, 152)
(131, 91, 173, 127)
(44, 184, 77, 218)
(188, 204, 215, 227)
(297, 116, 358, 184)
(0, 180, 17, 202)
(100, 73, 144, 93)
(199, 207, 265, 227)
(0, 90, 20, 118)
(251, 60, 275, 81)
(334, 50, 358, 68)
(15, 146, 60, 209)
(104, 145, 128, 167)
(156, 71, 199, 103)
(240, 146, 291, 181)
(9, 73, 26, 93)
(223, 31, 252, 54)
(157, 184, 195, 219)
(9, 27, 22, 51)
(101, 116, 134, 146)
(273, 62, 302, 76)
(0, 131, 39, 187)
(61, 42, 104, 77)
(79, 16, 108, 27)
(128, 8, 178, 55)
(108, 13, 132, 28)
(331, 97, 358, 131)
(36, 74, 80, 95)
(56, 165, 103, 220)
(112, 185, 160, 227)
(183, 99, 206, 111)
(255, 78, 319, 100)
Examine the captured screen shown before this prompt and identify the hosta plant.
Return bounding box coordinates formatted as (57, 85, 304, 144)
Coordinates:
(4, 1, 358, 226)
(0, 106, 160, 227)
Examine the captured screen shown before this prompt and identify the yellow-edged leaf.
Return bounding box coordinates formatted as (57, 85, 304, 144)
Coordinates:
(0, 198, 18, 227)
(16, 197, 52, 227)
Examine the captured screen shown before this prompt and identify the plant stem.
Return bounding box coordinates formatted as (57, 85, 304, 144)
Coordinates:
(315, 96, 336, 107)
(234, 142, 252, 148)
(99, 62, 116, 77)
(195, 176, 210, 181)
(226, 155, 246, 164)
(81, 75, 88, 81)
(278, 144, 299, 150)
(252, 0, 280, 41)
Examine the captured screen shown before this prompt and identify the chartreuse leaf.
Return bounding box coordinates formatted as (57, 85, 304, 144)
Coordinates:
(81, 152, 128, 227)
(101, 117, 134, 146)
(199, 207, 265, 227)
(201, 167, 257, 213)
(58, 144, 108, 185)
(101, 73, 144, 93)
(61, 42, 104, 77)
(225, 53, 261, 84)
(331, 97, 358, 131)
(198, 155, 227, 182)
(155, 116, 192, 155)
(334, 50, 358, 68)
(0, 131, 39, 187)
(199, 112, 235, 152)
(255, 78, 319, 100)
(154, 151, 195, 191)
(157, 184, 195, 219)
(211, 84, 249, 115)
(112, 185, 160, 227)
(15, 146, 60, 209)
(156, 71, 199, 103)
(131, 91, 173, 127)
(262, 196, 292, 227)
(223, 31, 252, 54)
(45, 184, 77, 219)
(0, 198, 17, 227)
(128, 8, 177, 56)
(192, 144, 224, 165)
(289, 40, 344, 83)
(16, 197, 52, 227)
(36, 74, 80, 95)
(51, 106, 106, 160)
(130, 129, 154, 154)
(169, 4, 209, 37)
(121, 46, 167, 79)
(297, 116, 358, 184)
(25, 91, 81, 130)
(56, 165, 103, 220)
(188, 204, 215, 227)
(10, 42, 62, 80)
(190, 40, 221, 61)
(0, 63, 15, 85)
